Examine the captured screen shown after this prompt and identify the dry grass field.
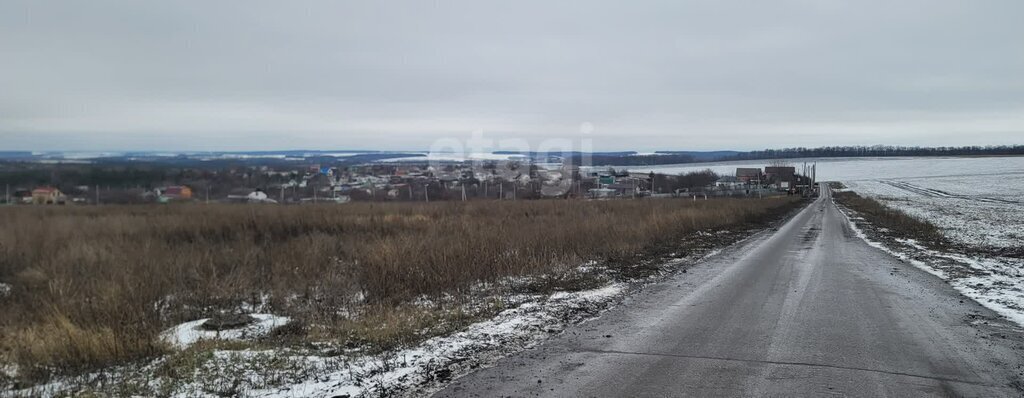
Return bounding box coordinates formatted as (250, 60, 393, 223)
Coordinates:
(0, 197, 803, 384)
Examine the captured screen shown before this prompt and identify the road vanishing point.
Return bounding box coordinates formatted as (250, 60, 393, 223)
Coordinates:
(436, 187, 1024, 397)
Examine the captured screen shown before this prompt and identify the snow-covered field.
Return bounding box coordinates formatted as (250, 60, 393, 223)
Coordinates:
(844, 177, 1024, 249)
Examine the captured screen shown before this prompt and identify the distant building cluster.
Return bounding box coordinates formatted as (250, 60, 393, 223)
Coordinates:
(714, 165, 817, 197)
(1, 160, 817, 205)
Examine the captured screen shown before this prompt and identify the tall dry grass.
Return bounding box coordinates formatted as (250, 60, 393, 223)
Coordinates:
(832, 191, 948, 246)
(0, 197, 801, 381)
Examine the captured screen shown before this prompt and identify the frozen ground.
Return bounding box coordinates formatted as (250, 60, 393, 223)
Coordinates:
(802, 156, 1024, 327)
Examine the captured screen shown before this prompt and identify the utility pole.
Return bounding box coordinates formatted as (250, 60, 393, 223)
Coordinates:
(499, 182, 503, 200)
(95, 184, 100, 205)
(461, 184, 467, 201)
(280, 186, 284, 203)
(424, 184, 429, 202)
(813, 163, 817, 194)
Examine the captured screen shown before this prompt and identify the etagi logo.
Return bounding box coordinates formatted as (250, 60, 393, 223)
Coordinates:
(426, 123, 596, 198)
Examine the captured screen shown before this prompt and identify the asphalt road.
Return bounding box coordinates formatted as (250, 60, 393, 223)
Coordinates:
(436, 188, 1024, 397)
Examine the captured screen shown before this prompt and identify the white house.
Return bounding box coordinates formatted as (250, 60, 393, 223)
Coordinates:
(716, 176, 744, 189)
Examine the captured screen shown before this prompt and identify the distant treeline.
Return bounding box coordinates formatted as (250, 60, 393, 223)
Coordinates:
(567, 154, 697, 166)
(724, 145, 1024, 161)
(0, 165, 175, 188)
(595, 145, 1024, 166)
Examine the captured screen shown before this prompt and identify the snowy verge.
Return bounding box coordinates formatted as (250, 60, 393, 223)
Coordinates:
(243, 284, 625, 398)
(4, 284, 627, 398)
(837, 202, 1024, 327)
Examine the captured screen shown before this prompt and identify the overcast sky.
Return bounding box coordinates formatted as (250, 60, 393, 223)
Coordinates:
(2, 0, 1023, 152)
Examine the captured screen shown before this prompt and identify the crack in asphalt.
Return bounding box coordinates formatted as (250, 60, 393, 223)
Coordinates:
(574, 348, 1009, 389)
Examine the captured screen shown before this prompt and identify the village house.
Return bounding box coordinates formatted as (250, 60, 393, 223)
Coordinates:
(764, 166, 797, 190)
(606, 182, 639, 197)
(31, 187, 65, 205)
(11, 189, 33, 204)
(158, 186, 193, 202)
(715, 176, 744, 189)
(735, 168, 763, 184)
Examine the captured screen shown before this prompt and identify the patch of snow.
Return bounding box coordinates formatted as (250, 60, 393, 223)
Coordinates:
(160, 314, 291, 349)
(549, 284, 622, 301)
(699, 248, 724, 261)
(1, 363, 18, 380)
(0, 282, 10, 298)
(577, 260, 600, 273)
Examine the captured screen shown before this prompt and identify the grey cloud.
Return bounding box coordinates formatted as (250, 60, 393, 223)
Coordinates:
(1, 0, 1022, 151)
